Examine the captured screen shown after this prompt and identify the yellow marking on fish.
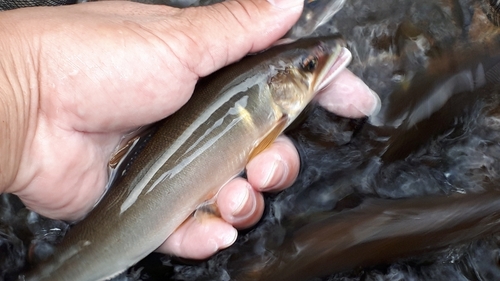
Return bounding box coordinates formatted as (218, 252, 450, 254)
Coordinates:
(236, 103, 255, 129)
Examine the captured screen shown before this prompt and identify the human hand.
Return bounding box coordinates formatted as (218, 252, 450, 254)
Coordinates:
(0, 0, 380, 259)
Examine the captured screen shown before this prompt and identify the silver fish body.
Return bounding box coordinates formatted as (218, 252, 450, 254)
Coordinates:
(21, 36, 350, 281)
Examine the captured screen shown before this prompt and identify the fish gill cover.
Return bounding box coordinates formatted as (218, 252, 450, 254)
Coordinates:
(4, 0, 500, 280)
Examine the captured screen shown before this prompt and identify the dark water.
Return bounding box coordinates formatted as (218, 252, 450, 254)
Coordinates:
(3, 0, 500, 280)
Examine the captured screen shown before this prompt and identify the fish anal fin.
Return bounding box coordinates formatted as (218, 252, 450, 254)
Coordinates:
(248, 115, 288, 160)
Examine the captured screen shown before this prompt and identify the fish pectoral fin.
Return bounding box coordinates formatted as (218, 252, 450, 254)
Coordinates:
(248, 115, 288, 160)
(109, 135, 141, 168)
(194, 201, 221, 222)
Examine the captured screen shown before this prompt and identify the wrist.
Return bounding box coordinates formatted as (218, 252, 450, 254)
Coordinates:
(0, 14, 39, 194)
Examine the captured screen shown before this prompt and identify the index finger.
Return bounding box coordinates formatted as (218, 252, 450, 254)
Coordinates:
(316, 69, 381, 118)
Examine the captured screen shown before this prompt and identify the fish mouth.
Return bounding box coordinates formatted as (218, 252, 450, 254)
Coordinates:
(316, 47, 352, 92)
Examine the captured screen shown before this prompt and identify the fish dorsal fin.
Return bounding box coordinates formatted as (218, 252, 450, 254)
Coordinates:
(248, 115, 288, 160)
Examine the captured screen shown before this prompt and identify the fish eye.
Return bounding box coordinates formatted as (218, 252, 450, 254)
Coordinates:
(301, 55, 319, 72)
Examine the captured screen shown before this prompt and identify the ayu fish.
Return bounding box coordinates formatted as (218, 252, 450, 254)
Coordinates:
(234, 190, 500, 281)
(20, 36, 351, 281)
(369, 52, 500, 162)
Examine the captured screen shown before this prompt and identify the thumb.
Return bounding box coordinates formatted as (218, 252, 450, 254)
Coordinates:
(174, 0, 304, 78)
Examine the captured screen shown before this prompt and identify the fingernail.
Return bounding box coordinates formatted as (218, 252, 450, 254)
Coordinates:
(367, 90, 383, 126)
(230, 185, 250, 216)
(267, 0, 303, 9)
(347, 81, 381, 117)
(366, 89, 382, 116)
(260, 156, 289, 190)
(208, 238, 219, 253)
(218, 227, 238, 249)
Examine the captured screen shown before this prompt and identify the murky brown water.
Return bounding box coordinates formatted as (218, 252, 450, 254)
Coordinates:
(3, 0, 500, 280)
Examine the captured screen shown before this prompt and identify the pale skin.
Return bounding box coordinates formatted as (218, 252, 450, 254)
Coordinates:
(0, 0, 379, 259)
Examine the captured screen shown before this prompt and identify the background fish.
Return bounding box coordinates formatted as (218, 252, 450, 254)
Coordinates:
(233, 190, 500, 281)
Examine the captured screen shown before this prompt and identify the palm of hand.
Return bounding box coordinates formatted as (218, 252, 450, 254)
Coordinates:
(15, 3, 198, 219)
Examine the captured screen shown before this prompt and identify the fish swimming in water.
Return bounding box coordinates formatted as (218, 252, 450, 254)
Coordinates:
(375, 52, 500, 162)
(233, 190, 500, 281)
(19, 36, 351, 281)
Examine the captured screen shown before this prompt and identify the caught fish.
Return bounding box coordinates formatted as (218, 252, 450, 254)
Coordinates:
(19, 36, 351, 281)
(234, 190, 500, 281)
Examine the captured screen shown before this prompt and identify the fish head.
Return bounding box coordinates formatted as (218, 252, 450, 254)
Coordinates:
(268, 35, 352, 123)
